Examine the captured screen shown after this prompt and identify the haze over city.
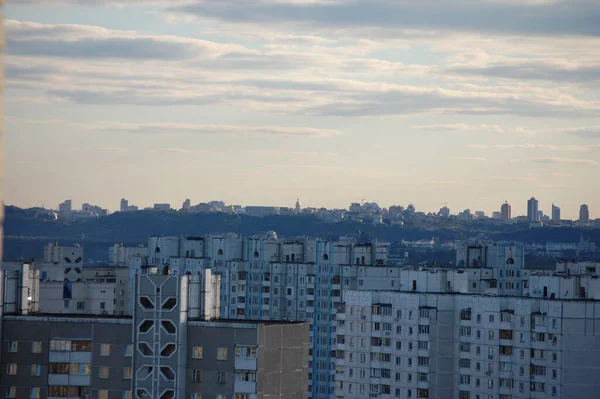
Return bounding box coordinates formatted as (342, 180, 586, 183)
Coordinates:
(5, 0, 600, 218)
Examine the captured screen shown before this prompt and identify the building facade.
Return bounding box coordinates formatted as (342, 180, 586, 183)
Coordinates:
(500, 202, 511, 221)
(335, 290, 600, 399)
(551, 204, 560, 221)
(0, 273, 309, 399)
(579, 204, 590, 223)
(527, 198, 539, 223)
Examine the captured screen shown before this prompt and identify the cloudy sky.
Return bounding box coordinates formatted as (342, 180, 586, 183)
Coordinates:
(4, 0, 600, 218)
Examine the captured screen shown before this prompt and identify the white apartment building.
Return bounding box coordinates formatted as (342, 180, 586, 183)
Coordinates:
(336, 290, 600, 399)
(108, 242, 148, 267)
(3, 237, 600, 399)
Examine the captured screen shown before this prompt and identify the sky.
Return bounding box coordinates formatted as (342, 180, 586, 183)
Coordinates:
(3, 0, 600, 219)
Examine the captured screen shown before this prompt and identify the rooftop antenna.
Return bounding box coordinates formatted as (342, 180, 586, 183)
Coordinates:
(361, 197, 366, 205)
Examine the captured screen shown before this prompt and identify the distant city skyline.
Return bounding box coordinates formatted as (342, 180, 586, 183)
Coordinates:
(8, 195, 593, 221)
(4, 1, 600, 221)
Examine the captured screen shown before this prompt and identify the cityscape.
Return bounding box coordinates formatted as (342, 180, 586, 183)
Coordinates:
(2, 0, 600, 399)
(49, 196, 596, 228)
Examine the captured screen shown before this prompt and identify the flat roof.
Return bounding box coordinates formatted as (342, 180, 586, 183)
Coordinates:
(3, 313, 307, 325)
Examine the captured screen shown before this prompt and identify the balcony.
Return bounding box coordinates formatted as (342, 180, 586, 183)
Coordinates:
(48, 374, 69, 385)
(235, 357, 257, 371)
(500, 321, 514, 330)
(234, 380, 257, 394)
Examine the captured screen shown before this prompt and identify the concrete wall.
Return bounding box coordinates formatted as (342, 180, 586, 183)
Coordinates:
(258, 323, 309, 398)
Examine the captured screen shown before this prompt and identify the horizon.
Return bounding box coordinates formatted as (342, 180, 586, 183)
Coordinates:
(4, 1, 600, 221)
(5, 197, 593, 221)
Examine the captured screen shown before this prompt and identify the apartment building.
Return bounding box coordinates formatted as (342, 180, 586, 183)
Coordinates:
(3, 237, 600, 399)
(336, 290, 600, 399)
(0, 272, 309, 399)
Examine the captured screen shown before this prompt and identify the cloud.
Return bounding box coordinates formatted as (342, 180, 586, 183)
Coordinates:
(494, 176, 539, 182)
(494, 143, 597, 151)
(551, 172, 572, 177)
(454, 156, 488, 161)
(413, 124, 535, 135)
(425, 180, 465, 185)
(6, 19, 600, 119)
(158, 148, 209, 154)
(561, 127, 600, 138)
(533, 157, 600, 165)
(5, 19, 246, 60)
(169, 0, 600, 37)
(63, 121, 342, 138)
(448, 59, 600, 84)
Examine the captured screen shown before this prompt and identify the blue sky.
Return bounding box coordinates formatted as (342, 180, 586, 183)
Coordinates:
(4, 0, 600, 218)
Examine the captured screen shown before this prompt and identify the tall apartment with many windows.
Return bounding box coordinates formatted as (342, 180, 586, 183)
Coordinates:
(0, 272, 310, 399)
(336, 290, 600, 399)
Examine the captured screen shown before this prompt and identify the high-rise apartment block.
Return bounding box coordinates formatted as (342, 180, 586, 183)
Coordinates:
(0, 271, 309, 399)
(335, 290, 600, 399)
(500, 202, 511, 220)
(551, 203, 561, 221)
(527, 197, 539, 222)
(3, 235, 600, 398)
(120, 198, 129, 212)
(579, 204, 590, 223)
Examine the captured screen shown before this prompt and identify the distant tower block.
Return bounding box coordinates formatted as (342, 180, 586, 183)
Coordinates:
(295, 198, 302, 214)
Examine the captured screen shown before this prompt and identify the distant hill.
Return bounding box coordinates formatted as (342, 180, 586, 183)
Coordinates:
(3, 205, 600, 263)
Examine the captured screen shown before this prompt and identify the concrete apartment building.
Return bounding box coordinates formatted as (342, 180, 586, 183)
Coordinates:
(335, 290, 600, 399)
(3, 236, 600, 398)
(0, 271, 310, 399)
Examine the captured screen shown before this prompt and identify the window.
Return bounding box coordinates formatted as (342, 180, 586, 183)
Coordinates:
(123, 367, 132, 379)
(192, 370, 202, 382)
(418, 341, 429, 350)
(123, 392, 132, 399)
(217, 348, 228, 360)
(235, 371, 257, 382)
(125, 344, 133, 356)
(100, 344, 110, 356)
(459, 358, 471, 369)
(418, 357, 429, 366)
(8, 341, 18, 352)
(6, 387, 16, 398)
(31, 364, 41, 376)
(99, 367, 110, 378)
(7, 364, 17, 375)
(77, 301, 85, 310)
(31, 341, 42, 353)
(70, 363, 91, 375)
(236, 346, 257, 358)
(193, 346, 203, 359)
(217, 371, 227, 384)
(418, 325, 430, 334)
(30, 388, 40, 399)
(99, 390, 108, 399)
